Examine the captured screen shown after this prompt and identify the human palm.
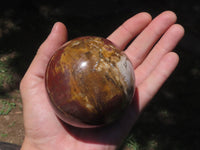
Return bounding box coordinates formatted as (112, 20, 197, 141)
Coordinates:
(20, 11, 184, 150)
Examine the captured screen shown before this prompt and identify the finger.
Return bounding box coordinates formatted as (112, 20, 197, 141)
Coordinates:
(26, 22, 68, 78)
(20, 23, 68, 130)
(107, 12, 152, 50)
(134, 24, 184, 85)
(136, 52, 179, 111)
(125, 11, 177, 68)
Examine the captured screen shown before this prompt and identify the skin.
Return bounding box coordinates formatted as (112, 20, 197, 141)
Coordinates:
(20, 11, 184, 150)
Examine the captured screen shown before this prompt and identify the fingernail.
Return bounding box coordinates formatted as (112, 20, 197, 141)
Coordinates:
(51, 22, 59, 33)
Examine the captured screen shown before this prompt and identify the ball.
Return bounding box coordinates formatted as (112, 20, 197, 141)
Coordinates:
(45, 36, 135, 128)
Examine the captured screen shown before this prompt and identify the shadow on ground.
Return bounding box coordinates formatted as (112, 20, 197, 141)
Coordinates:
(0, 0, 200, 149)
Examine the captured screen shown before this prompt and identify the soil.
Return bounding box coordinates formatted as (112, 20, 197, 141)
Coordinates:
(0, 0, 200, 150)
(0, 90, 24, 145)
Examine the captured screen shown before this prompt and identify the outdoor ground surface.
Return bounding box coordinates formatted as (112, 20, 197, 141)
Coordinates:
(0, 0, 200, 150)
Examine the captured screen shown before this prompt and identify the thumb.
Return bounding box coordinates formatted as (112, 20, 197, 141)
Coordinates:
(20, 22, 68, 133)
(26, 22, 68, 79)
(20, 22, 67, 100)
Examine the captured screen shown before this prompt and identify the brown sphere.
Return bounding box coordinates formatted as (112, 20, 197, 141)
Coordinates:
(45, 36, 135, 128)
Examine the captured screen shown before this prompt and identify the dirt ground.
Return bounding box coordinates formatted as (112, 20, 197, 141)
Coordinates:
(0, 0, 200, 149)
(0, 90, 24, 145)
(0, 51, 24, 146)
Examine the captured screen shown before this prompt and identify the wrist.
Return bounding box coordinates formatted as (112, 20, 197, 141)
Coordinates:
(20, 138, 39, 150)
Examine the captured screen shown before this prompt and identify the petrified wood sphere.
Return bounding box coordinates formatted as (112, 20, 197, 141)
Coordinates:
(45, 36, 135, 128)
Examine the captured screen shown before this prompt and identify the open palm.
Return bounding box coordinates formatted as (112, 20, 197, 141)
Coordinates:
(20, 11, 184, 150)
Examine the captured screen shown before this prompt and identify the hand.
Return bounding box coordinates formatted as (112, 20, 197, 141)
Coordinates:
(20, 11, 184, 150)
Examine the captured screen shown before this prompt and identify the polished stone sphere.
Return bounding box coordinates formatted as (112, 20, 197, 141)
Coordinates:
(45, 36, 135, 128)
